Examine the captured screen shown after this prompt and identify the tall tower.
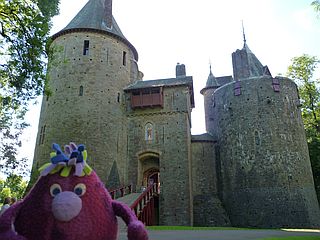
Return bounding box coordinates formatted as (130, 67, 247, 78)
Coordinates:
(203, 40, 320, 227)
(31, 0, 141, 187)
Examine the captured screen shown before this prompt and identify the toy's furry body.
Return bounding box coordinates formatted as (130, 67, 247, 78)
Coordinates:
(0, 144, 148, 240)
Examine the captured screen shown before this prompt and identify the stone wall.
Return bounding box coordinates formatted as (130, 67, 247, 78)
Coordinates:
(191, 140, 230, 226)
(209, 76, 320, 228)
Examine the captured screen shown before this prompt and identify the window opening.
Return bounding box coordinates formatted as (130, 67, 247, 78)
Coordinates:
(39, 125, 46, 145)
(79, 86, 84, 96)
(145, 123, 154, 141)
(83, 40, 89, 55)
(122, 51, 127, 66)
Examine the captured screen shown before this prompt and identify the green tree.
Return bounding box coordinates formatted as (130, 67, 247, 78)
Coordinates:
(0, 174, 27, 204)
(287, 55, 320, 133)
(0, 0, 59, 176)
(287, 54, 320, 201)
(312, 0, 320, 12)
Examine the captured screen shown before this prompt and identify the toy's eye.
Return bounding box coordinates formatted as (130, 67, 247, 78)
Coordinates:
(74, 183, 86, 196)
(50, 184, 62, 197)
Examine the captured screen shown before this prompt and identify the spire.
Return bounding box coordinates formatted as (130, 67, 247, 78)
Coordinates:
(206, 64, 219, 88)
(242, 20, 246, 47)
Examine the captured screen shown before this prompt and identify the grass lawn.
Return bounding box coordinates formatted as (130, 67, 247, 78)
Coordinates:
(257, 237, 320, 240)
(147, 226, 257, 230)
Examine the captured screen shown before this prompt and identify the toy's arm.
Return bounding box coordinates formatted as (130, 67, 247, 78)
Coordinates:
(112, 201, 148, 240)
(0, 202, 27, 240)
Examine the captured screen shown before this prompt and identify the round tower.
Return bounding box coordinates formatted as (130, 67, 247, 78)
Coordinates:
(214, 76, 320, 227)
(201, 65, 220, 137)
(203, 43, 320, 228)
(31, 0, 140, 187)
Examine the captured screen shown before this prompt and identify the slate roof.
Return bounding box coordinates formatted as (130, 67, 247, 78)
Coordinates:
(124, 76, 193, 90)
(205, 66, 219, 88)
(201, 75, 233, 94)
(242, 43, 264, 77)
(191, 133, 215, 142)
(51, 0, 138, 60)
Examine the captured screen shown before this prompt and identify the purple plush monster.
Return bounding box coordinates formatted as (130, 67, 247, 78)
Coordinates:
(0, 143, 148, 240)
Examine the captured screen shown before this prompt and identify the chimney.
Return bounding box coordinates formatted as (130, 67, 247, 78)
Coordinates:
(104, 0, 113, 29)
(176, 63, 186, 77)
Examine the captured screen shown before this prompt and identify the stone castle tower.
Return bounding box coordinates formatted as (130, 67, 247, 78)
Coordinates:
(30, 0, 320, 227)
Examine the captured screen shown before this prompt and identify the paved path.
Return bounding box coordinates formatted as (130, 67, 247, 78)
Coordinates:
(116, 194, 320, 240)
(118, 229, 320, 240)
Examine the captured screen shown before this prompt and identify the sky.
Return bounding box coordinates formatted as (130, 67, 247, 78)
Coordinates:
(19, 0, 320, 177)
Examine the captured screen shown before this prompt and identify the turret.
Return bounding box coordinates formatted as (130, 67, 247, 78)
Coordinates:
(30, 0, 139, 187)
(203, 37, 320, 227)
(201, 66, 220, 136)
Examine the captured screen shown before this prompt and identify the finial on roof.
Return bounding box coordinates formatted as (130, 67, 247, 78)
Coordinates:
(205, 63, 219, 88)
(242, 20, 247, 46)
(209, 59, 213, 74)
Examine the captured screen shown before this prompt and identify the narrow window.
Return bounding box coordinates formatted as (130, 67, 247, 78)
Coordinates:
(272, 78, 280, 92)
(145, 123, 153, 141)
(41, 125, 46, 144)
(255, 130, 260, 145)
(83, 40, 90, 55)
(38, 126, 43, 145)
(122, 51, 127, 66)
(117, 93, 120, 103)
(234, 81, 241, 96)
(79, 86, 84, 96)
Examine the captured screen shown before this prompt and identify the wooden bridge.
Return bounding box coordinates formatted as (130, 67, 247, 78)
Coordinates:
(110, 183, 160, 226)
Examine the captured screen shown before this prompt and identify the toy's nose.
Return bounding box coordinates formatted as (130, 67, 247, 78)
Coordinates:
(52, 191, 82, 222)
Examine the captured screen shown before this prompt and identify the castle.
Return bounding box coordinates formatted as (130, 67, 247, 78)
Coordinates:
(30, 0, 320, 227)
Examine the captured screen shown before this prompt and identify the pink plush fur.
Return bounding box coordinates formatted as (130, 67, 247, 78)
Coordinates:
(0, 171, 148, 240)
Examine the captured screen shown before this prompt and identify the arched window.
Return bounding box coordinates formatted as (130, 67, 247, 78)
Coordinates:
(145, 123, 153, 141)
(79, 86, 83, 96)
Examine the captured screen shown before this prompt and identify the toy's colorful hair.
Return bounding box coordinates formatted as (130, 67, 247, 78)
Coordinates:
(39, 143, 92, 177)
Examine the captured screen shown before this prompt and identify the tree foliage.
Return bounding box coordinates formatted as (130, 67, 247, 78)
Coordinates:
(287, 54, 320, 201)
(0, 174, 27, 203)
(0, 0, 59, 176)
(312, 0, 320, 12)
(287, 55, 320, 133)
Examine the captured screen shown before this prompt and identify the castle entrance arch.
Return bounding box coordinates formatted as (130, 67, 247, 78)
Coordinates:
(138, 152, 160, 189)
(138, 151, 160, 225)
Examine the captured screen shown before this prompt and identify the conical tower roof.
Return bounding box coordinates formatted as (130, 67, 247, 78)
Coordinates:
(52, 0, 138, 60)
(206, 65, 219, 88)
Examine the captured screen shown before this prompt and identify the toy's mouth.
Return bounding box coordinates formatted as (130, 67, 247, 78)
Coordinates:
(52, 191, 82, 222)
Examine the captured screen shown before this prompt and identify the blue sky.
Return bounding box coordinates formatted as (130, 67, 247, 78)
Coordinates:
(19, 0, 320, 176)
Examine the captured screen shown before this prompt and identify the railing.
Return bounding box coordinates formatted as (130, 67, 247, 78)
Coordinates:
(130, 183, 159, 226)
(109, 185, 132, 200)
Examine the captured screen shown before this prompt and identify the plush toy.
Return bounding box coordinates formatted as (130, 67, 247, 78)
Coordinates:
(0, 143, 148, 240)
